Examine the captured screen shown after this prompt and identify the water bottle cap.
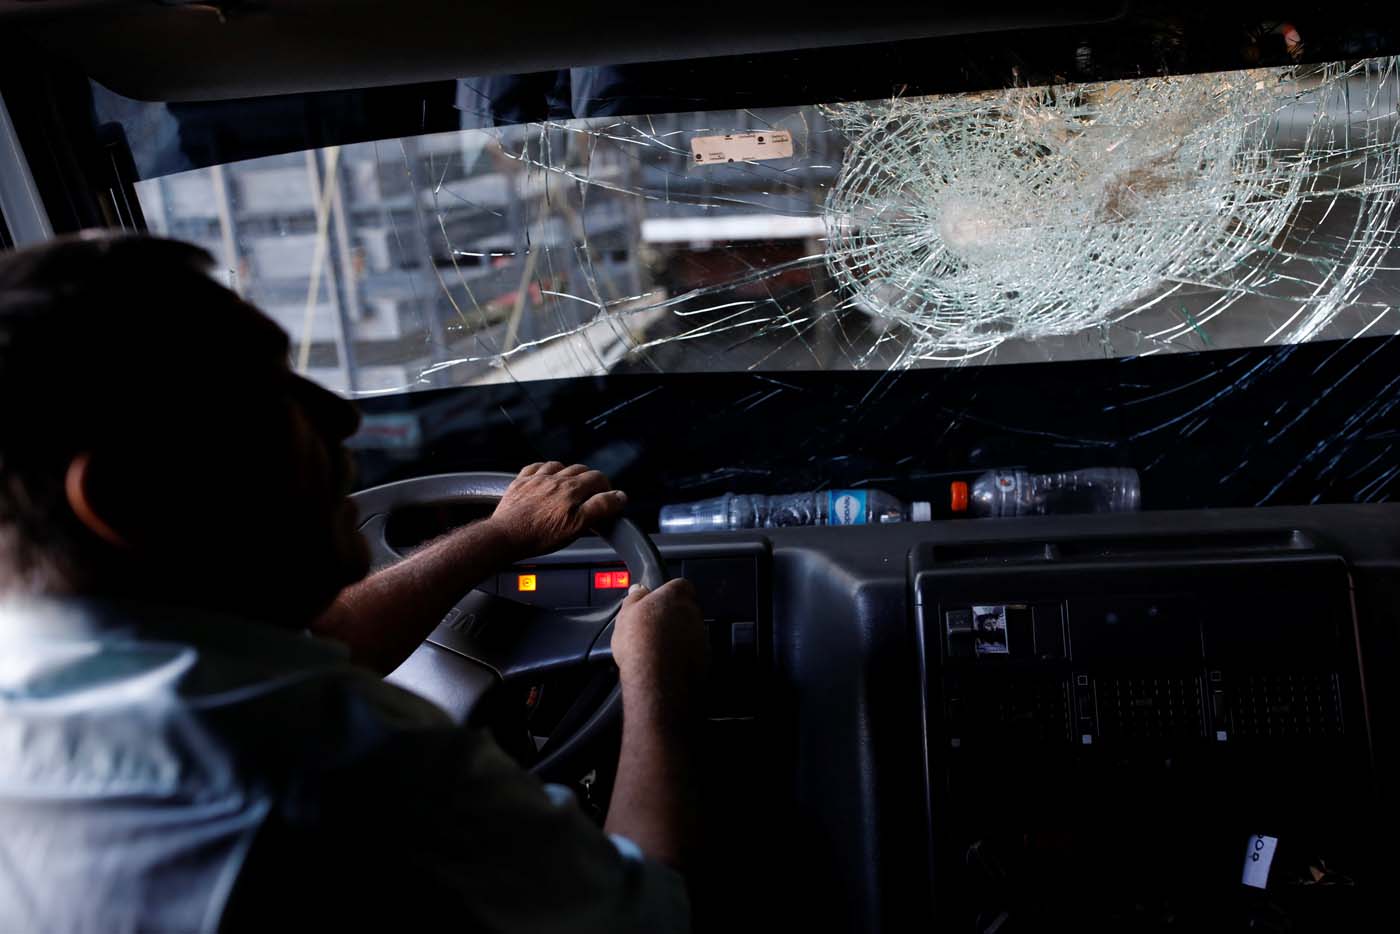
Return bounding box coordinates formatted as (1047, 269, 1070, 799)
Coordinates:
(911, 501, 932, 522)
(950, 481, 969, 513)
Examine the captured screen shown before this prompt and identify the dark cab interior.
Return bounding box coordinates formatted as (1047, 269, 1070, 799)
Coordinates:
(3, 3, 1400, 931)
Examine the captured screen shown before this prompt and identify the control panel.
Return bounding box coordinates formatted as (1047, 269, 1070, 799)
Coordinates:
(913, 546, 1374, 930)
(483, 544, 768, 716)
(918, 559, 1360, 756)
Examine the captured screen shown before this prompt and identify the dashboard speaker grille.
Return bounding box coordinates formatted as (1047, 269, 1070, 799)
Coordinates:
(1232, 671, 1343, 739)
(1095, 674, 1204, 740)
(959, 676, 1072, 744)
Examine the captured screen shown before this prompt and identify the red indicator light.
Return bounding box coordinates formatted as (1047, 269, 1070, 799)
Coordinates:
(594, 570, 630, 590)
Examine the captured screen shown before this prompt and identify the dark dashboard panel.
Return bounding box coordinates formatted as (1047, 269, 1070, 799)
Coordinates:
(726, 505, 1400, 934)
(915, 550, 1371, 929)
(400, 506, 1400, 933)
(483, 539, 769, 719)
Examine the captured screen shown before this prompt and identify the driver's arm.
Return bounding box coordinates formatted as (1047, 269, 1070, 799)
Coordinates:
(312, 462, 627, 674)
(606, 579, 707, 871)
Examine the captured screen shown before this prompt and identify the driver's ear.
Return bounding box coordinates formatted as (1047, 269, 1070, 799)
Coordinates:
(65, 452, 129, 548)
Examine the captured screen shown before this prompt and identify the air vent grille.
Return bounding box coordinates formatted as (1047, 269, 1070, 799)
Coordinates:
(959, 677, 1071, 744)
(1095, 675, 1204, 740)
(1232, 671, 1343, 739)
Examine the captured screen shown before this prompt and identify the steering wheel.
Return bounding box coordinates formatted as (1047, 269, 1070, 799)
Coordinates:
(350, 472, 667, 778)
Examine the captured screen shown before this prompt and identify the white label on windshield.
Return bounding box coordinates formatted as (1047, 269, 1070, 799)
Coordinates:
(691, 131, 794, 165)
(1242, 834, 1278, 889)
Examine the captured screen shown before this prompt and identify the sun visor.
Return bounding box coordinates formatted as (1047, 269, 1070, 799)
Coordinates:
(5, 0, 1125, 102)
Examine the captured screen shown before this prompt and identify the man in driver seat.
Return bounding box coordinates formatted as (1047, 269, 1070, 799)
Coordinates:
(0, 234, 705, 932)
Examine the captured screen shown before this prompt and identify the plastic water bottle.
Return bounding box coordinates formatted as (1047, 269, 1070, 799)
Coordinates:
(659, 489, 932, 533)
(952, 468, 1140, 518)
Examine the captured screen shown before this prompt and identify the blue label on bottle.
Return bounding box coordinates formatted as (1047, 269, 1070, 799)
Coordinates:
(828, 490, 867, 526)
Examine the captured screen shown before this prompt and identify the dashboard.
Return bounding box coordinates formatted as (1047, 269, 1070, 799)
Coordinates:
(405, 504, 1399, 933)
(483, 542, 768, 720)
(916, 544, 1367, 930)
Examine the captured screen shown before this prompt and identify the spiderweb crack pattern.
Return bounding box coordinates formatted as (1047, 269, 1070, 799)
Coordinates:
(823, 58, 1400, 361)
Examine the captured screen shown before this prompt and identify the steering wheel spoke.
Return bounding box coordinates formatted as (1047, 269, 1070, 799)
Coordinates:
(426, 590, 616, 681)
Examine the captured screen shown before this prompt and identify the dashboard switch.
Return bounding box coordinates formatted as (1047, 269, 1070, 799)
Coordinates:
(1074, 673, 1097, 734)
(590, 567, 631, 607)
(731, 621, 757, 659)
(1033, 603, 1066, 658)
(594, 570, 630, 590)
(682, 558, 757, 621)
(507, 568, 588, 607)
(945, 609, 975, 658)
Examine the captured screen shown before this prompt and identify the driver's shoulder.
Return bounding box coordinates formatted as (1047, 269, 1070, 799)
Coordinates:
(0, 594, 453, 750)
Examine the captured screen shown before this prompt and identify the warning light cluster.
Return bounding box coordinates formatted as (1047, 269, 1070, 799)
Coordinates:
(594, 570, 630, 590)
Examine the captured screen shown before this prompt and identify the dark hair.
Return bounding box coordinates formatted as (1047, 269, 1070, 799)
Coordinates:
(0, 233, 218, 590)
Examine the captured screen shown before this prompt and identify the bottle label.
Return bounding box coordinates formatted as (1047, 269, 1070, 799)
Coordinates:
(828, 490, 868, 526)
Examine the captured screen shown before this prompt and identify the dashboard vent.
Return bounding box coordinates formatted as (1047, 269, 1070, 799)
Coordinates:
(959, 676, 1071, 744)
(928, 529, 1313, 566)
(1095, 674, 1204, 741)
(1231, 671, 1344, 739)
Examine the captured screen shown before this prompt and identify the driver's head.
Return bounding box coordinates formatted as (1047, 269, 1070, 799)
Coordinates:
(0, 233, 370, 625)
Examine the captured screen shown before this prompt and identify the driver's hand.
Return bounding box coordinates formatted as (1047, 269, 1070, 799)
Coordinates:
(488, 462, 627, 559)
(612, 579, 708, 720)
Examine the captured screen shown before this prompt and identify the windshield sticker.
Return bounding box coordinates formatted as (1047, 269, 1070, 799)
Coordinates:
(691, 131, 795, 165)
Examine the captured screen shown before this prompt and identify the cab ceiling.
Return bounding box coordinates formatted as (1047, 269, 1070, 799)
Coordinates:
(0, 0, 1126, 101)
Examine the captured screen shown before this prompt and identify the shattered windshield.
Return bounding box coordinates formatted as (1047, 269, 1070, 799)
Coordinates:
(120, 57, 1400, 398)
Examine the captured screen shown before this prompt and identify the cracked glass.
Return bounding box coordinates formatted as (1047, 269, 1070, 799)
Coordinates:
(128, 56, 1400, 400)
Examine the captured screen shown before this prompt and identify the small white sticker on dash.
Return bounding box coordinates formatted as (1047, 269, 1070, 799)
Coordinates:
(1242, 834, 1279, 889)
(691, 131, 794, 165)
